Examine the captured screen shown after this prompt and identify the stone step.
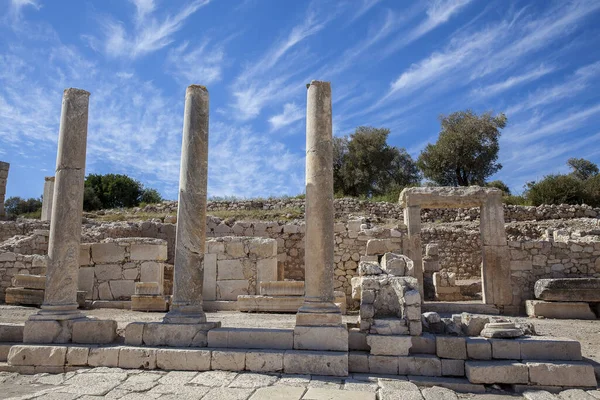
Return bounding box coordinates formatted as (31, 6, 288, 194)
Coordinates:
(465, 360, 529, 384)
(535, 278, 600, 302)
(12, 274, 45, 290)
(407, 375, 486, 393)
(526, 300, 597, 320)
(526, 361, 597, 388)
(422, 301, 499, 315)
(207, 327, 294, 349)
(0, 323, 24, 343)
(5, 287, 44, 306)
(238, 293, 347, 313)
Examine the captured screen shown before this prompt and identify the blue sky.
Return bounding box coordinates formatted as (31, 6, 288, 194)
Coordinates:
(1, 0, 600, 200)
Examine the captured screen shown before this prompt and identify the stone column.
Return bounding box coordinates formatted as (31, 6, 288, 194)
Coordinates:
(32, 88, 90, 320)
(480, 191, 512, 307)
(404, 205, 424, 298)
(41, 176, 55, 222)
(0, 162, 9, 219)
(294, 81, 346, 354)
(164, 85, 210, 324)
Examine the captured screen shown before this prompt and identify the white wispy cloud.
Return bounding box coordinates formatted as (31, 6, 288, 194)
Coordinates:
(91, 0, 210, 59)
(471, 64, 556, 98)
(348, 0, 383, 24)
(268, 103, 303, 131)
(382, 0, 472, 57)
(166, 40, 224, 85)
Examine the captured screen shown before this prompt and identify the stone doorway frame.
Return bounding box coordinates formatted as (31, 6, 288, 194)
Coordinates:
(399, 186, 512, 307)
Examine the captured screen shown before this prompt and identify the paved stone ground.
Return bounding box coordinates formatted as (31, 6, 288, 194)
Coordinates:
(1, 368, 598, 400)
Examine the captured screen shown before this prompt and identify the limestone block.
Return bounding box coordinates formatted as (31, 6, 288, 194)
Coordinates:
(118, 346, 156, 369)
(0, 323, 24, 342)
(211, 349, 245, 371)
(80, 244, 91, 266)
(66, 346, 89, 366)
(208, 327, 293, 349)
(131, 295, 168, 311)
(217, 280, 249, 300)
(135, 282, 161, 295)
(72, 319, 117, 344)
(461, 313, 489, 336)
(284, 350, 348, 376)
(245, 349, 284, 372)
(260, 281, 304, 296)
(257, 258, 277, 286)
(12, 274, 45, 290)
(518, 336, 582, 361)
(97, 282, 112, 300)
(409, 320, 423, 336)
(94, 264, 122, 281)
(78, 267, 94, 299)
(465, 361, 528, 384)
(490, 339, 520, 360)
(411, 333, 436, 355)
(525, 300, 596, 320)
(203, 253, 217, 301)
(534, 278, 600, 302)
(248, 239, 277, 258)
(348, 329, 369, 351)
(348, 351, 369, 373)
(436, 336, 467, 360)
(91, 243, 125, 263)
(140, 261, 164, 284)
(156, 348, 211, 371)
(398, 355, 442, 376)
(87, 346, 120, 367)
(351, 277, 362, 300)
(142, 322, 217, 347)
(5, 287, 44, 306)
(237, 295, 302, 312)
(124, 322, 144, 346)
(23, 320, 73, 344)
(368, 354, 398, 374)
(442, 359, 465, 377)
(367, 334, 412, 356)
(381, 253, 407, 276)
(372, 319, 409, 335)
(481, 245, 512, 306)
(366, 239, 400, 256)
(527, 361, 597, 387)
(8, 345, 66, 366)
(130, 243, 167, 261)
(0, 344, 14, 361)
(358, 261, 383, 276)
(217, 259, 244, 280)
(466, 338, 491, 360)
(108, 280, 135, 300)
(294, 326, 348, 351)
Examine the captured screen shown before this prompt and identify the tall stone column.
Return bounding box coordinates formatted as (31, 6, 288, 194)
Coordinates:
(0, 162, 9, 219)
(32, 88, 90, 320)
(164, 85, 210, 324)
(404, 205, 424, 298)
(294, 81, 346, 353)
(41, 176, 55, 222)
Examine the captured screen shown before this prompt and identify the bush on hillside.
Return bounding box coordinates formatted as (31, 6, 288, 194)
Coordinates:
(4, 196, 43, 218)
(83, 174, 163, 211)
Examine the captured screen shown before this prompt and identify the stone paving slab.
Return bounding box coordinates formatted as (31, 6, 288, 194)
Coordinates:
(0, 368, 598, 399)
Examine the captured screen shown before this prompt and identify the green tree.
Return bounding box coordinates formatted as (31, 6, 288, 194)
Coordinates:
(525, 175, 587, 206)
(333, 126, 420, 197)
(140, 188, 163, 204)
(567, 158, 599, 180)
(417, 110, 507, 186)
(83, 174, 163, 211)
(486, 180, 511, 195)
(4, 196, 43, 217)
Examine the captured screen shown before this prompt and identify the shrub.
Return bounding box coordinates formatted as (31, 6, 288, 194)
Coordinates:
(525, 175, 587, 206)
(4, 196, 43, 218)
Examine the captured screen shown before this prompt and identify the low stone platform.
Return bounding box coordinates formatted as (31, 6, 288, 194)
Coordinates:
(535, 278, 600, 302)
(526, 300, 597, 320)
(421, 301, 500, 315)
(238, 292, 347, 313)
(5, 287, 44, 306)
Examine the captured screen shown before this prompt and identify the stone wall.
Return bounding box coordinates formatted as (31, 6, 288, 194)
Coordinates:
(0, 162, 8, 219)
(0, 220, 48, 242)
(0, 252, 45, 300)
(77, 238, 168, 301)
(138, 199, 600, 222)
(204, 237, 277, 301)
(0, 230, 49, 255)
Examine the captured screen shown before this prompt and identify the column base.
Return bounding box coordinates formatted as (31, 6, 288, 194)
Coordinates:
(163, 303, 207, 324)
(28, 303, 85, 321)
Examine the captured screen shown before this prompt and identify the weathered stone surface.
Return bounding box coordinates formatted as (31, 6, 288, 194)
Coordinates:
(130, 243, 167, 261)
(367, 334, 412, 356)
(260, 281, 304, 296)
(131, 295, 168, 311)
(465, 361, 528, 384)
(348, 351, 369, 373)
(283, 350, 348, 376)
(442, 359, 465, 377)
(466, 337, 491, 360)
(526, 300, 596, 320)
(142, 322, 218, 347)
(212, 349, 245, 371)
(156, 348, 211, 371)
(490, 339, 520, 360)
(534, 278, 600, 302)
(518, 336, 582, 361)
(369, 355, 399, 374)
(381, 253, 408, 276)
(400, 186, 502, 209)
(209, 327, 293, 350)
(480, 322, 523, 338)
(349, 329, 369, 351)
(422, 386, 459, 400)
(87, 347, 119, 367)
(118, 346, 156, 369)
(358, 261, 383, 276)
(5, 287, 44, 306)
(461, 313, 489, 336)
(12, 274, 46, 290)
(398, 355, 442, 376)
(8, 345, 66, 366)
(164, 85, 210, 324)
(294, 326, 348, 351)
(0, 323, 24, 342)
(71, 319, 117, 344)
(66, 346, 89, 366)
(436, 336, 466, 360)
(527, 361, 597, 387)
(245, 349, 284, 372)
(23, 320, 73, 344)
(410, 333, 436, 355)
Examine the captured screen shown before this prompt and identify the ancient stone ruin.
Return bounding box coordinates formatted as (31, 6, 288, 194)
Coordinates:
(0, 83, 597, 395)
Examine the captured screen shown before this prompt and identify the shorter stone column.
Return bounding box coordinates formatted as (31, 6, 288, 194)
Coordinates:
(0, 162, 9, 219)
(41, 176, 55, 222)
(403, 205, 424, 298)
